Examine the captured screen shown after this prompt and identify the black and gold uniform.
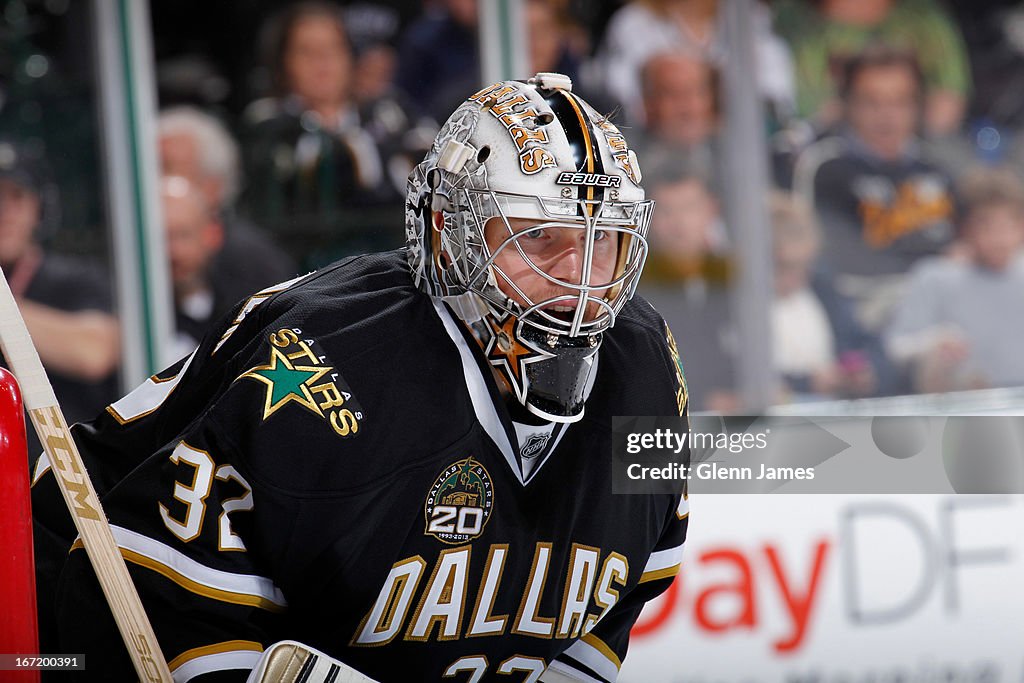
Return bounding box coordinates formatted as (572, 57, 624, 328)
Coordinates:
(33, 250, 689, 682)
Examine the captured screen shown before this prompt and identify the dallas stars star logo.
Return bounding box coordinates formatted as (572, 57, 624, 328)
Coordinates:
(483, 313, 552, 402)
(241, 346, 334, 420)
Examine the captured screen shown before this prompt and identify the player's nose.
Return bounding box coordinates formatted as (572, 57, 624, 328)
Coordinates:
(546, 234, 587, 284)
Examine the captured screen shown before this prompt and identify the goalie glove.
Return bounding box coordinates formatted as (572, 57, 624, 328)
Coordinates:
(245, 641, 380, 683)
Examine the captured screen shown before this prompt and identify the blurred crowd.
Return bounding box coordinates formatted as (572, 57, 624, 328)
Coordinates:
(3, 0, 1024, 417)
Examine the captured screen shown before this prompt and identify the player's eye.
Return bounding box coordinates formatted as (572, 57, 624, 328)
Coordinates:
(594, 229, 609, 241)
(523, 228, 547, 240)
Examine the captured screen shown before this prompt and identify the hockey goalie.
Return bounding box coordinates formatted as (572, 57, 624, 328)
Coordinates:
(30, 72, 689, 682)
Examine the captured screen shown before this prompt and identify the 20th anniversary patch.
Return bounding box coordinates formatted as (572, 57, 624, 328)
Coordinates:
(424, 457, 495, 544)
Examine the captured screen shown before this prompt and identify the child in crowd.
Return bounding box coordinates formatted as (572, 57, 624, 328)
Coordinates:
(886, 166, 1024, 393)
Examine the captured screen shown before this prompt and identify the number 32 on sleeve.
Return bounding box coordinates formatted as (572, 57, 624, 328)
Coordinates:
(159, 441, 254, 551)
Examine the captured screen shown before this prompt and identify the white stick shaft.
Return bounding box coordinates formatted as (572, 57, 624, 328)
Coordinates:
(0, 272, 173, 682)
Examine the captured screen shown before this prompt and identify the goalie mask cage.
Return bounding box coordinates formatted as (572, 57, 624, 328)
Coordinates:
(0, 366, 40, 682)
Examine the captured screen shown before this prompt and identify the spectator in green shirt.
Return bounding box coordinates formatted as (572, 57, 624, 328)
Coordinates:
(775, 0, 971, 137)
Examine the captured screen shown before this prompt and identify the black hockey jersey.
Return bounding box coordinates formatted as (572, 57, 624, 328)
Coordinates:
(32, 250, 689, 682)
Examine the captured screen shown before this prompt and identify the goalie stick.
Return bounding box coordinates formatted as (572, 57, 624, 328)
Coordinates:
(0, 271, 173, 682)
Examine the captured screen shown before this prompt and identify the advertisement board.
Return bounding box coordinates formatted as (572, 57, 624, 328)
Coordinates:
(623, 495, 1024, 682)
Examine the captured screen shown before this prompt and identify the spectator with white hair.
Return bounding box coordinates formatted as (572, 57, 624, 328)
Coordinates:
(158, 175, 233, 358)
(159, 105, 244, 211)
(158, 105, 296, 301)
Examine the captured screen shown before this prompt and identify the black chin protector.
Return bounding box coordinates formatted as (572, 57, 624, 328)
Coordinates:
(519, 326, 601, 423)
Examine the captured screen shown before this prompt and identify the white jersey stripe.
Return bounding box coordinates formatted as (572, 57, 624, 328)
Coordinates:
(31, 451, 51, 486)
(108, 525, 288, 610)
(563, 636, 619, 681)
(544, 658, 605, 683)
(171, 647, 262, 682)
(643, 542, 686, 576)
(108, 350, 197, 424)
(676, 493, 689, 519)
(431, 300, 521, 482)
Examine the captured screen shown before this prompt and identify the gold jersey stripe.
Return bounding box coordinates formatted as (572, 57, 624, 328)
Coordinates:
(121, 547, 287, 612)
(638, 564, 681, 584)
(69, 539, 287, 613)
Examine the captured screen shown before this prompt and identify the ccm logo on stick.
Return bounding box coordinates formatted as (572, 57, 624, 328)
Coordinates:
(556, 171, 621, 187)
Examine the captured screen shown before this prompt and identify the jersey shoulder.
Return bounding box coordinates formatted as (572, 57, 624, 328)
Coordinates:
(264, 250, 421, 328)
(211, 250, 477, 493)
(600, 294, 688, 416)
(617, 293, 670, 333)
(219, 249, 435, 365)
(608, 293, 677, 365)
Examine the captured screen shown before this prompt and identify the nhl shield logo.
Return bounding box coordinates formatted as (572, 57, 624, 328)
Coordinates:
(520, 433, 550, 460)
(424, 458, 494, 544)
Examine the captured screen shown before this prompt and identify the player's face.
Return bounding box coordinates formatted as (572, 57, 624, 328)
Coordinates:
(0, 178, 40, 266)
(483, 216, 619, 323)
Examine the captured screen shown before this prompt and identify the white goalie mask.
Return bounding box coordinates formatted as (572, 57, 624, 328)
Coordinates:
(406, 73, 653, 422)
